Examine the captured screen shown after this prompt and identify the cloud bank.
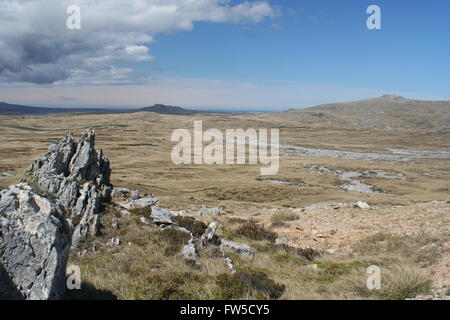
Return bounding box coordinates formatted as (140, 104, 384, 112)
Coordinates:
(0, 0, 279, 85)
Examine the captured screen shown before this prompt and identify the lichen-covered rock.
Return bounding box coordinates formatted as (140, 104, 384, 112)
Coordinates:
(197, 207, 222, 217)
(0, 184, 71, 300)
(71, 183, 101, 246)
(112, 187, 140, 200)
(150, 206, 179, 225)
(200, 222, 219, 249)
(26, 129, 112, 245)
(176, 227, 200, 265)
(68, 129, 111, 185)
(119, 197, 158, 212)
(220, 239, 254, 259)
(27, 132, 76, 179)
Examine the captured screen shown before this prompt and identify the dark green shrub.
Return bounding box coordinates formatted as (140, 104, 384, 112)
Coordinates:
(173, 216, 207, 238)
(160, 228, 191, 256)
(236, 221, 277, 242)
(215, 271, 285, 300)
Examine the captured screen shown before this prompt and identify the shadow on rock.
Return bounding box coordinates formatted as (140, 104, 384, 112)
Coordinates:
(0, 264, 24, 300)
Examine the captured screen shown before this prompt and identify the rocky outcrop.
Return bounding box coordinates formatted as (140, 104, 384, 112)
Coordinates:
(0, 183, 71, 300)
(220, 239, 254, 259)
(112, 187, 140, 200)
(178, 227, 200, 265)
(118, 197, 158, 214)
(26, 128, 112, 245)
(200, 222, 219, 249)
(197, 207, 222, 217)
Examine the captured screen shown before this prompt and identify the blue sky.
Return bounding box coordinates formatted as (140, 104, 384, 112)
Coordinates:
(149, 0, 450, 102)
(1, 0, 449, 110)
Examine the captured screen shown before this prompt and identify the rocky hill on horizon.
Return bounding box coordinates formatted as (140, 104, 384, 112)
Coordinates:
(281, 95, 450, 131)
(0, 102, 215, 116)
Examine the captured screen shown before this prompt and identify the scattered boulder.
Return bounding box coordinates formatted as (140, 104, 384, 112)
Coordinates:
(0, 173, 13, 178)
(354, 201, 370, 209)
(112, 187, 140, 200)
(0, 184, 71, 300)
(150, 206, 178, 225)
(197, 207, 222, 217)
(120, 197, 158, 212)
(107, 237, 121, 247)
(275, 236, 289, 245)
(220, 239, 254, 259)
(307, 264, 320, 272)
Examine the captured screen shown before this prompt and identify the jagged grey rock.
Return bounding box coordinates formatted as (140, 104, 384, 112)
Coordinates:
(112, 187, 139, 200)
(197, 207, 222, 217)
(177, 227, 200, 265)
(0, 184, 71, 300)
(26, 129, 112, 245)
(150, 206, 178, 225)
(120, 197, 158, 212)
(200, 222, 219, 249)
(220, 239, 254, 259)
(68, 129, 111, 185)
(71, 183, 101, 246)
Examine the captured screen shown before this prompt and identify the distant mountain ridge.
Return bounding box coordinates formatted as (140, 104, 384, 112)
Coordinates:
(0, 102, 211, 116)
(0, 102, 105, 115)
(139, 104, 208, 115)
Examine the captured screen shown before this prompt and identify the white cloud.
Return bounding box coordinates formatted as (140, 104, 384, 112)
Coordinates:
(0, 0, 279, 84)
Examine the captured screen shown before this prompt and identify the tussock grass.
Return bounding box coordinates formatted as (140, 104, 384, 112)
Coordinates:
(354, 232, 449, 265)
(67, 208, 438, 300)
(270, 211, 299, 227)
(340, 264, 432, 300)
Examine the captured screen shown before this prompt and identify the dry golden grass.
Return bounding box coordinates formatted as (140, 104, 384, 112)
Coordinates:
(1, 111, 449, 210)
(65, 205, 442, 300)
(1, 111, 449, 300)
(270, 211, 300, 227)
